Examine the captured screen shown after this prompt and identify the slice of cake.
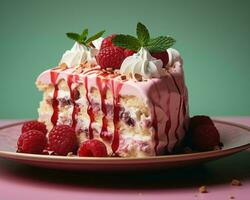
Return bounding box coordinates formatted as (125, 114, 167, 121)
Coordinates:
(35, 23, 189, 157)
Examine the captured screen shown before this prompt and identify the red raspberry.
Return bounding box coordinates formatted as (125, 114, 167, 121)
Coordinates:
(22, 120, 47, 135)
(17, 130, 47, 154)
(78, 139, 108, 157)
(189, 115, 214, 131)
(48, 125, 77, 156)
(100, 34, 116, 49)
(97, 46, 125, 69)
(151, 51, 169, 66)
(124, 49, 135, 57)
(191, 124, 220, 151)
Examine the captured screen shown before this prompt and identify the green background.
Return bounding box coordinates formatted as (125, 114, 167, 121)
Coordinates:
(0, 0, 250, 119)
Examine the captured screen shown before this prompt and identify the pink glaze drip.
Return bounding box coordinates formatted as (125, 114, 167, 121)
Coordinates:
(111, 80, 123, 154)
(96, 73, 109, 139)
(84, 76, 95, 139)
(164, 93, 171, 153)
(153, 105, 159, 155)
(50, 70, 60, 126)
(170, 74, 182, 146)
(67, 74, 79, 130)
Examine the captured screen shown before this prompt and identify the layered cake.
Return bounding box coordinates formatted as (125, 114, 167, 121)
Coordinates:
(35, 23, 189, 157)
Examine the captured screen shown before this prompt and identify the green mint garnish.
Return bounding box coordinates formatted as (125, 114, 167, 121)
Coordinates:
(136, 22, 150, 46)
(112, 22, 175, 53)
(66, 28, 105, 46)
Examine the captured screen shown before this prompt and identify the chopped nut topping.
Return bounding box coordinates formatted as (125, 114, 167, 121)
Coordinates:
(134, 73, 142, 81)
(231, 179, 242, 186)
(120, 75, 127, 80)
(59, 62, 68, 70)
(199, 186, 207, 193)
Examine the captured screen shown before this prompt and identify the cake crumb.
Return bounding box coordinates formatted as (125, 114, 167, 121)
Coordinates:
(229, 195, 235, 199)
(67, 152, 74, 157)
(199, 186, 207, 193)
(231, 179, 242, 186)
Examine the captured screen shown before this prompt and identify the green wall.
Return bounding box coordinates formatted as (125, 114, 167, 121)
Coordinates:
(0, 0, 250, 119)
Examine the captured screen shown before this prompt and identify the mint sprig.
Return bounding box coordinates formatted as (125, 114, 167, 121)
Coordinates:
(112, 22, 175, 53)
(66, 28, 105, 46)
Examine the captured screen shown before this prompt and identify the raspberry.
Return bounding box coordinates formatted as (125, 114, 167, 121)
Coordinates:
(17, 130, 47, 154)
(100, 34, 116, 49)
(124, 49, 135, 57)
(189, 115, 214, 131)
(48, 125, 77, 156)
(78, 139, 108, 157)
(22, 120, 47, 135)
(97, 46, 125, 69)
(151, 51, 169, 66)
(191, 124, 220, 151)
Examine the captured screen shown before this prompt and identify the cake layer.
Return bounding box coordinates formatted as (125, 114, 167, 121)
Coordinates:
(36, 62, 188, 157)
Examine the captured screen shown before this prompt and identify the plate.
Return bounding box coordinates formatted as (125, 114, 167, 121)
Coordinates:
(0, 120, 249, 171)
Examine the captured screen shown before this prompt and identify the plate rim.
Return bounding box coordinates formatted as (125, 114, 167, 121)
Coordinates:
(0, 119, 249, 164)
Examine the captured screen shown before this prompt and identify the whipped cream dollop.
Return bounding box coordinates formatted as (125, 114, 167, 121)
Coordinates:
(59, 42, 98, 67)
(120, 48, 165, 79)
(166, 48, 183, 68)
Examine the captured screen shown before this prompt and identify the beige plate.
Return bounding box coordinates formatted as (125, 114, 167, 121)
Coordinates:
(0, 120, 249, 171)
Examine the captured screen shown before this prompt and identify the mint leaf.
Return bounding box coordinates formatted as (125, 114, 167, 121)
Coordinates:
(136, 22, 150, 46)
(66, 32, 80, 41)
(86, 30, 105, 45)
(66, 29, 105, 46)
(112, 34, 141, 51)
(146, 36, 176, 53)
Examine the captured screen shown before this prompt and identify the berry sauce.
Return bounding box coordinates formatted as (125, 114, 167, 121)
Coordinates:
(50, 70, 59, 126)
(96, 73, 109, 139)
(164, 93, 171, 153)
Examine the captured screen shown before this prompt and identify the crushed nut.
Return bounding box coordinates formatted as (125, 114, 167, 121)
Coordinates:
(74, 66, 84, 74)
(59, 62, 68, 70)
(199, 186, 207, 193)
(134, 73, 142, 81)
(120, 75, 127, 80)
(231, 179, 242, 186)
(114, 70, 120, 75)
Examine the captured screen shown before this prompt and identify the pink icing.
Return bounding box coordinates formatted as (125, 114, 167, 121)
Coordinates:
(36, 62, 189, 154)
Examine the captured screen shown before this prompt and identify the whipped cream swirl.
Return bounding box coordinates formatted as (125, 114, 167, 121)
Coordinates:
(120, 48, 165, 79)
(59, 42, 98, 67)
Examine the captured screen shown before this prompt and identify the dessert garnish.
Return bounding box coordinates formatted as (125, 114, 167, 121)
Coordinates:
(77, 139, 108, 157)
(185, 115, 221, 151)
(48, 125, 77, 156)
(66, 29, 105, 47)
(60, 28, 105, 68)
(112, 22, 175, 66)
(17, 129, 47, 154)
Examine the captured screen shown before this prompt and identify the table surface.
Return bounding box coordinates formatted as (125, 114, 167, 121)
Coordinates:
(0, 117, 249, 200)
